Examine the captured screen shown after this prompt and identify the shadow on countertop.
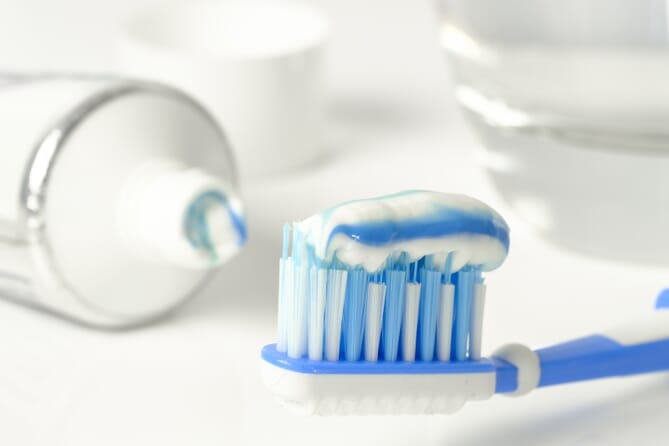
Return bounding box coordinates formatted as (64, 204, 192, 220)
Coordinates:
(452, 374, 669, 446)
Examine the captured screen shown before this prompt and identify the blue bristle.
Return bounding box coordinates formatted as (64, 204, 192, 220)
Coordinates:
(408, 260, 419, 283)
(381, 268, 407, 361)
(341, 268, 369, 361)
(292, 230, 303, 266)
(418, 267, 441, 361)
(475, 269, 484, 284)
(452, 267, 477, 361)
(278, 226, 488, 364)
(443, 252, 454, 284)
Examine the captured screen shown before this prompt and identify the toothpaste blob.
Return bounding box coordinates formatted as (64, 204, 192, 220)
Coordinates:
(293, 190, 509, 273)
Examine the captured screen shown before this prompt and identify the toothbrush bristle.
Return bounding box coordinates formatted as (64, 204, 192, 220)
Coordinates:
(276, 224, 486, 363)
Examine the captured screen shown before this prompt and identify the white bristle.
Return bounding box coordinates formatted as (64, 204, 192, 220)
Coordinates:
(364, 282, 386, 362)
(276, 258, 292, 352)
(469, 283, 486, 360)
(308, 267, 327, 360)
(279, 250, 486, 364)
(287, 264, 309, 358)
(401, 283, 421, 362)
(437, 283, 455, 361)
(324, 269, 348, 361)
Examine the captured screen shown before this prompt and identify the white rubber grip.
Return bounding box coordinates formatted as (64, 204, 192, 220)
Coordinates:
(493, 343, 540, 397)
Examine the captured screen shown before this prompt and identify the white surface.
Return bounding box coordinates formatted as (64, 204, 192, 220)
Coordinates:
(602, 312, 669, 346)
(0, 0, 668, 444)
(117, 0, 328, 178)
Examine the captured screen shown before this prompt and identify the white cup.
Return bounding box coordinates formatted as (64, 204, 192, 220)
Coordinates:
(116, 0, 329, 178)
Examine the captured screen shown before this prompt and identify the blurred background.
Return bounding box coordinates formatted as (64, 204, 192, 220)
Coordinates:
(1, 0, 669, 444)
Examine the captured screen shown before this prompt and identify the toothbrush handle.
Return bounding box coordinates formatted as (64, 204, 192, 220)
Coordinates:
(538, 310, 669, 387)
(536, 333, 669, 388)
(494, 310, 669, 395)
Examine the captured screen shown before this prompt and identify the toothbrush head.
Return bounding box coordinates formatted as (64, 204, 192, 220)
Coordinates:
(261, 344, 497, 415)
(261, 190, 510, 415)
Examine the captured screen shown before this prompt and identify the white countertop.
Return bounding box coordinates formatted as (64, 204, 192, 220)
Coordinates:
(0, 0, 668, 444)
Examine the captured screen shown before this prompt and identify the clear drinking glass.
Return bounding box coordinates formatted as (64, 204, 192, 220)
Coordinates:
(438, 0, 669, 264)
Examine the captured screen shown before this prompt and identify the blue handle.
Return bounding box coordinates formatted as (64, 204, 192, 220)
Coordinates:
(494, 292, 669, 394)
(536, 292, 669, 387)
(536, 335, 669, 387)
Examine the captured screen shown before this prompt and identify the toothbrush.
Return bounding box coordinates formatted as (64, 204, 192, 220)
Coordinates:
(260, 190, 669, 415)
